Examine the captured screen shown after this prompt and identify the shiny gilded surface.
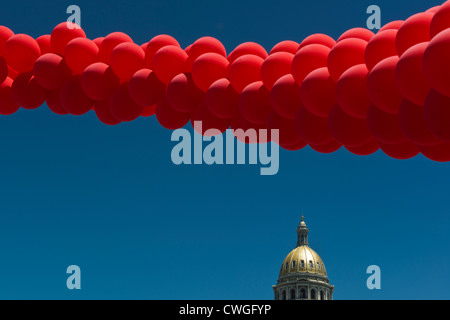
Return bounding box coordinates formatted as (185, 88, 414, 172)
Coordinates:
(279, 245, 327, 277)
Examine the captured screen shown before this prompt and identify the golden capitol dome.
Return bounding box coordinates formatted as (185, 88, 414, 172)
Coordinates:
(273, 215, 334, 300)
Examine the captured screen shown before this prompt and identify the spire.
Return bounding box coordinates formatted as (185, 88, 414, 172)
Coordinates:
(296, 214, 309, 246)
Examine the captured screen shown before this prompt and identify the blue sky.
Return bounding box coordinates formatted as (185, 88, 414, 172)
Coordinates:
(0, 0, 448, 299)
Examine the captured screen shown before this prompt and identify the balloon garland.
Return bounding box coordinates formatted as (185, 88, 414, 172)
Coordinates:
(1, 1, 450, 162)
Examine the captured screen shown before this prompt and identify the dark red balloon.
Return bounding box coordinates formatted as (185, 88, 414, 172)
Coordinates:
(423, 89, 450, 142)
(239, 81, 272, 125)
(0, 77, 19, 115)
(128, 68, 165, 107)
(109, 82, 143, 122)
(206, 78, 239, 119)
(395, 12, 433, 56)
(156, 96, 191, 130)
(395, 42, 430, 106)
(166, 73, 204, 113)
(260, 51, 294, 90)
(95, 99, 121, 125)
(295, 106, 334, 145)
(366, 104, 408, 144)
(309, 140, 341, 153)
(291, 44, 330, 86)
(337, 28, 374, 42)
(300, 67, 336, 118)
(327, 104, 373, 147)
(430, 1, 450, 38)
(0, 25, 14, 55)
(336, 64, 370, 119)
(378, 141, 419, 160)
(327, 38, 367, 82)
(345, 138, 379, 156)
(267, 110, 305, 147)
(11, 72, 46, 109)
(190, 102, 230, 136)
(36, 34, 51, 55)
(398, 99, 441, 146)
(271, 74, 301, 119)
(423, 28, 450, 98)
(81, 62, 119, 101)
(0, 56, 8, 84)
(231, 116, 271, 144)
(46, 89, 68, 115)
(60, 75, 94, 115)
(33, 53, 72, 90)
(367, 56, 403, 114)
(228, 54, 264, 93)
(419, 142, 450, 162)
(365, 29, 398, 71)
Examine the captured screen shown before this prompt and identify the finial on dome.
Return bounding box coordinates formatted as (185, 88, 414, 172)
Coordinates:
(301, 214, 304, 222)
(296, 214, 309, 246)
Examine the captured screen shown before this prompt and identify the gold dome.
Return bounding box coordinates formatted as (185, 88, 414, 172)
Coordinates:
(279, 245, 327, 277)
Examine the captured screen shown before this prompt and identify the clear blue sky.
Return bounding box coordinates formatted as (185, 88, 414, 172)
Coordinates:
(0, 0, 448, 300)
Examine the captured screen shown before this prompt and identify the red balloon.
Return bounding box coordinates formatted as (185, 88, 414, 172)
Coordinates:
(81, 62, 120, 101)
(231, 116, 271, 144)
(0, 56, 8, 84)
(294, 106, 333, 145)
(327, 38, 367, 82)
(367, 56, 403, 114)
(260, 51, 294, 90)
(366, 104, 408, 144)
(336, 64, 370, 119)
(4, 34, 41, 73)
(327, 104, 373, 147)
(98, 32, 133, 64)
(281, 140, 308, 151)
(95, 99, 121, 125)
(270, 74, 301, 119)
(60, 75, 94, 115)
(395, 42, 430, 106)
(190, 102, 230, 136)
(110, 42, 145, 81)
(166, 73, 204, 113)
(267, 110, 305, 147)
(239, 81, 272, 125)
(51, 22, 86, 55)
(206, 78, 239, 119)
(109, 82, 143, 122)
(379, 20, 404, 32)
(156, 96, 191, 130)
(396, 12, 433, 56)
(33, 53, 71, 90)
(365, 29, 398, 71)
(228, 54, 264, 93)
(0, 25, 14, 55)
(345, 138, 379, 156)
(291, 44, 330, 86)
(430, 1, 450, 38)
(128, 68, 165, 107)
(298, 33, 336, 50)
(45, 89, 68, 115)
(423, 89, 450, 142)
(0, 77, 19, 115)
(192, 52, 229, 92)
(269, 40, 299, 55)
(153, 45, 188, 84)
(398, 99, 441, 146)
(36, 34, 51, 55)
(93, 37, 104, 48)
(64, 38, 99, 74)
(419, 141, 450, 162)
(227, 42, 267, 63)
(187, 36, 226, 69)
(423, 28, 450, 98)
(337, 27, 374, 42)
(11, 72, 46, 109)
(8, 66, 19, 80)
(141, 104, 156, 117)
(309, 140, 341, 153)
(145, 34, 180, 68)
(378, 140, 419, 160)
(300, 67, 336, 118)
(427, 6, 441, 14)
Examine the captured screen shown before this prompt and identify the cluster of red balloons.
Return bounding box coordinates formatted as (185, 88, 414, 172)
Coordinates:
(2, 1, 450, 161)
